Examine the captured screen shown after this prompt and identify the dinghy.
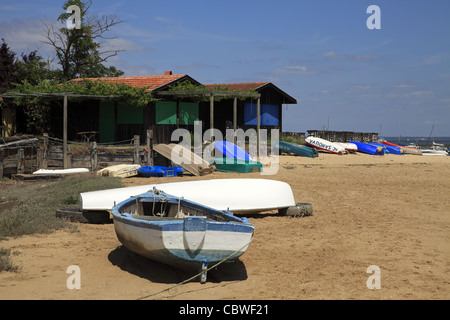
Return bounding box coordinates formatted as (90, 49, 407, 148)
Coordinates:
(381, 140, 422, 155)
(96, 164, 140, 177)
(80, 179, 296, 214)
(334, 142, 358, 153)
(138, 166, 184, 177)
(209, 158, 262, 173)
(272, 141, 318, 158)
(111, 188, 254, 282)
(214, 141, 253, 160)
(349, 141, 384, 155)
(33, 168, 90, 175)
(369, 143, 404, 155)
(305, 137, 347, 154)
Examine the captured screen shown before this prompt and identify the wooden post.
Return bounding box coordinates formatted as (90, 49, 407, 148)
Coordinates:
(67, 144, 72, 168)
(17, 148, 24, 174)
(90, 141, 97, 171)
(63, 95, 68, 169)
(43, 133, 49, 169)
(210, 93, 214, 141)
(0, 149, 4, 179)
(257, 97, 260, 159)
(147, 129, 153, 166)
(134, 135, 140, 164)
(233, 96, 237, 144)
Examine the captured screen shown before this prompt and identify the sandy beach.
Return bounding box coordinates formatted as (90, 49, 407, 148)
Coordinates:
(0, 153, 449, 300)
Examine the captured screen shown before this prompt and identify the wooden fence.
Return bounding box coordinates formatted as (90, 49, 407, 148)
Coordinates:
(0, 131, 157, 179)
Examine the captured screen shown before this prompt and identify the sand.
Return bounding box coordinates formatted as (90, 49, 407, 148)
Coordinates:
(0, 153, 449, 300)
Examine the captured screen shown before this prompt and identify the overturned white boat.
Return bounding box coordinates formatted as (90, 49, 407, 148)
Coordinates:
(305, 137, 347, 154)
(80, 179, 296, 214)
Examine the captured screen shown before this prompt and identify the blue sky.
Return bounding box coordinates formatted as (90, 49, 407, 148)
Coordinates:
(1, 0, 449, 136)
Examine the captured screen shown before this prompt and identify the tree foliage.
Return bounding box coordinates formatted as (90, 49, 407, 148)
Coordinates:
(43, 0, 124, 81)
(167, 80, 259, 102)
(12, 79, 156, 107)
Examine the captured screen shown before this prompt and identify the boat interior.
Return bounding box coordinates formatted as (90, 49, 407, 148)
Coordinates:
(118, 195, 235, 222)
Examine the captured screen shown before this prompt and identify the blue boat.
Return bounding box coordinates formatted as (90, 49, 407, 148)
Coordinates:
(349, 141, 385, 155)
(111, 188, 254, 282)
(369, 143, 404, 155)
(214, 141, 252, 160)
(138, 166, 183, 177)
(272, 141, 319, 158)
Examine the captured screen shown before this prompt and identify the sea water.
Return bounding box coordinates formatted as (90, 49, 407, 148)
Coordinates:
(382, 136, 450, 149)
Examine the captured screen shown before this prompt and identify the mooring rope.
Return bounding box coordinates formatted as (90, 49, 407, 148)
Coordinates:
(136, 240, 252, 300)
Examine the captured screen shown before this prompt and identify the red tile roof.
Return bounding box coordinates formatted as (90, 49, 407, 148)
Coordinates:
(70, 74, 188, 91)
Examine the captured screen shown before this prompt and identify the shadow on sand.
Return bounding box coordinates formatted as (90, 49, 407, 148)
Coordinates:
(108, 245, 248, 284)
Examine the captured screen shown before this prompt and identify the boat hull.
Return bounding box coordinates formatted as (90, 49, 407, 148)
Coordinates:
(138, 166, 184, 177)
(209, 158, 262, 173)
(369, 143, 404, 155)
(214, 141, 253, 160)
(272, 141, 319, 158)
(382, 141, 422, 155)
(113, 213, 253, 269)
(305, 137, 347, 154)
(349, 141, 385, 155)
(80, 179, 296, 214)
(111, 192, 254, 279)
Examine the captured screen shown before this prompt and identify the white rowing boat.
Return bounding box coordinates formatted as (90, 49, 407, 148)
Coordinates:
(112, 188, 254, 282)
(305, 137, 347, 155)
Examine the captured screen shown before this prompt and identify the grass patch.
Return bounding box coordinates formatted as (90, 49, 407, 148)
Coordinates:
(0, 248, 20, 272)
(280, 136, 305, 145)
(0, 176, 123, 240)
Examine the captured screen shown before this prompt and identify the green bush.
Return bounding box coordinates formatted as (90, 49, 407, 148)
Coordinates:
(0, 176, 123, 240)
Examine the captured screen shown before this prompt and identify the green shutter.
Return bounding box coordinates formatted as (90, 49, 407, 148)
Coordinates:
(117, 103, 143, 124)
(99, 101, 115, 143)
(155, 101, 177, 124)
(179, 102, 199, 125)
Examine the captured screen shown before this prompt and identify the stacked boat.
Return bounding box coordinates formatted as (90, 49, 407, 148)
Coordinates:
(381, 140, 422, 155)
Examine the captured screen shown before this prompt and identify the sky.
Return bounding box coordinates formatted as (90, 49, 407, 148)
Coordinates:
(1, 0, 450, 137)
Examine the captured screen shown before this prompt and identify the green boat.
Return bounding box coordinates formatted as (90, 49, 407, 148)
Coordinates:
(272, 141, 319, 158)
(209, 158, 263, 173)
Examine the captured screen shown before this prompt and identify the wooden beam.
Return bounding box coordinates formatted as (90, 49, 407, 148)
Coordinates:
(233, 97, 237, 144)
(158, 90, 261, 99)
(63, 95, 68, 169)
(257, 97, 260, 159)
(210, 93, 214, 142)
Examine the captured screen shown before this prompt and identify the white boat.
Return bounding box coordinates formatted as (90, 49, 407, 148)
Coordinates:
(80, 179, 296, 214)
(334, 142, 358, 153)
(96, 164, 140, 177)
(421, 142, 449, 156)
(111, 188, 254, 282)
(305, 137, 347, 154)
(33, 168, 90, 175)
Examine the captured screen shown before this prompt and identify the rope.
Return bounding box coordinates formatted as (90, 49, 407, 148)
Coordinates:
(136, 240, 252, 300)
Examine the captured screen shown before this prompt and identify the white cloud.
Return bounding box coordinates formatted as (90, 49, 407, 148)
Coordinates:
(275, 65, 316, 75)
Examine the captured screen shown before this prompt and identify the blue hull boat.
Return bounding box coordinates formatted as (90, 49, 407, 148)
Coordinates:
(138, 166, 184, 177)
(369, 143, 404, 155)
(273, 141, 319, 158)
(111, 188, 254, 282)
(214, 141, 253, 160)
(349, 141, 385, 155)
